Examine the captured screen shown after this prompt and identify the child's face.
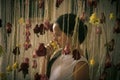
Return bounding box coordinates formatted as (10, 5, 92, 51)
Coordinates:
(52, 23, 68, 47)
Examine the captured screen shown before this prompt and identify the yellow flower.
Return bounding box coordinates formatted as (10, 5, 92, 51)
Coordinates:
(90, 59, 95, 66)
(109, 13, 114, 20)
(6, 65, 12, 72)
(18, 18, 24, 24)
(89, 13, 100, 25)
(12, 62, 19, 70)
(50, 41, 58, 50)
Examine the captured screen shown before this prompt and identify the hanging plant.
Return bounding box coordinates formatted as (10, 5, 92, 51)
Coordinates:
(56, 0, 64, 8)
(35, 43, 47, 57)
(32, 60, 37, 69)
(12, 46, 20, 55)
(18, 57, 29, 78)
(96, 26, 102, 34)
(100, 12, 106, 24)
(6, 22, 12, 35)
(0, 19, 2, 27)
(113, 18, 120, 34)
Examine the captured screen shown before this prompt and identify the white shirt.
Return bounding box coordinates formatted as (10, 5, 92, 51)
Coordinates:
(49, 52, 88, 80)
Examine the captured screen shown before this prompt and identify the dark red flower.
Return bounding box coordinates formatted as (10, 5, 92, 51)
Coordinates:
(39, 23, 45, 35)
(113, 18, 120, 34)
(38, 0, 44, 8)
(12, 46, 20, 55)
(34, 73, 41, 80)
(6, 22, 12, 34)
(35, 43, 47, 56)
(72, 49, 81, 60)
(19, 58, 29, 78)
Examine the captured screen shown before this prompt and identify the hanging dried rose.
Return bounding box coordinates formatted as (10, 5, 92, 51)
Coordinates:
(12, 46, 20, 55)
(40, 74, 48, 80)
(25, 29, 31, 37)
(6, 22, 12, 34)
(113, 18, 120, 34)
(18, 58, 29, 78)
(32, 60, 37, 69)
(43, 20, 51, 31)
(34, 73, 41, 80)
(72, 49, 81, 60)
(56, 0, 64, 8)
(0, 19, 2, 27)
(108, 39, 115, 52)
(104, 52, 111, 69)
(100, 12, 106, 24)
(26, 19, 31, 29)
(24, 42, 31, 50)
(96, 26, 102, 34)
(38, 0, 44, 8)
(39, 23, 45, 35)
(25, 36, 30, 43)
(33, 24, 40, 37)
(88, 0, 97, 8)
(35, 43, 47, 57)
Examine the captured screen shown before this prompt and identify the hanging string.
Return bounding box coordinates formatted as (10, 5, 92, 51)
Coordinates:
(71, 0, 80, 50)
(61, 1, 65, 49)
